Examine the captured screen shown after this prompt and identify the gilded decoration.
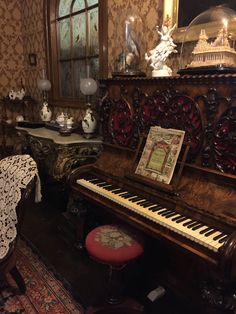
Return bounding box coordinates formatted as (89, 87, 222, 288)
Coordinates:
(95, 226, 134, 249)
(26, 135, 102, 181)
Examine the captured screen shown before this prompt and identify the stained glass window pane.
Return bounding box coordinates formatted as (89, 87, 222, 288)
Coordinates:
(73, 13, 86, 57)
(60, 62, 72, 97)
(73, 0, 85, 12)
(87, 0, 98, 7)
(59, 0, 71, 17)
(88, 7, 98, 55)
(74, 60, 86, 96)
(59, 19, 71, 59)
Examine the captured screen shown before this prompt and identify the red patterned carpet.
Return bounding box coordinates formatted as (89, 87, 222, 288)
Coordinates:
(0, 239, 84, 313)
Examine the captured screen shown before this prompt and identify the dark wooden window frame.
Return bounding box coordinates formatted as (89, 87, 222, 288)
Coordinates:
(44, 0, 108, 108)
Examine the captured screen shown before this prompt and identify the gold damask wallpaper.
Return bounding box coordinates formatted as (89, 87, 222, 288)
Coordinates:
(0, 0, 24, 98)
(0, 0, 164, 102)
(0, 0, 44, 101)
(107, 0, 163, 75)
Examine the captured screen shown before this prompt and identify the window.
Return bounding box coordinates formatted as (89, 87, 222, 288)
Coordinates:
(45, 0, 108, 107)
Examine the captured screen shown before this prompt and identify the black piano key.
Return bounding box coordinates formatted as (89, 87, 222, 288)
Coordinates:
(165, 212, 178, 218)
(191, 223, 204, 231)
(213, 233, 225, 241)
(122, 193, 136, 199)
(172, 215, 183, 221)
(175, 217, 188, 223)
(160, 210, 175, 217)
(150, 205, 164, 212)
(204, 229, 217, 237)
(182, 220, 194, 227)
(219, 235, 229, 243)
(127, 195, 140, 201)
(187, 221, 199, 229)
(141, 202, 155, 208)
(156, 208, 169, 215)
(199, 227, 213, 235)
(135, 200, 148, 205)
(97, 182, 110, 187)
(119, 191, 130, 196)
(113, 189, 126, 194)
(139, 200, 152, 207)
(88, 178, 103, 183)
(105, 186, 119, 191)
(129, 196, 144, 202)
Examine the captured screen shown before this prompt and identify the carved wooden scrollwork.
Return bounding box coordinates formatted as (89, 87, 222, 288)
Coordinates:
(139, 89, 203, 159)
(214, 107, 236, 174)
(28, 136, 102, 182)
(196, 89, 223, 168)
(109, 97, 135, 147)
(98, 92, 113, 143)
(52, 144, 102, 181)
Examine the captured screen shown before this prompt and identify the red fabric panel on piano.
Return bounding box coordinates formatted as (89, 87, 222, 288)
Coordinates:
(85, 225, 144, 266)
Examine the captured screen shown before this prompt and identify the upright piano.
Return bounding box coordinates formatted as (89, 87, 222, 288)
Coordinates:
(69, 75, 236, 313)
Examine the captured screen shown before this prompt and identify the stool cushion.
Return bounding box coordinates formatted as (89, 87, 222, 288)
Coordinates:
(86, 225, 144, 266)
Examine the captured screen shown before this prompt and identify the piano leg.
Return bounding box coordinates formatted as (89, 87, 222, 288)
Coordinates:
(67, 197, 87, 250)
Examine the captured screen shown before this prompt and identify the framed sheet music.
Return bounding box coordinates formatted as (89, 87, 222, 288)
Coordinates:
(135, 126, 185, 184)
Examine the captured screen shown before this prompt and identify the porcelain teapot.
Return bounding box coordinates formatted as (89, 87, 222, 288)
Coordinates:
(56, 112, 65, 126)
(66, 116, 74, 128)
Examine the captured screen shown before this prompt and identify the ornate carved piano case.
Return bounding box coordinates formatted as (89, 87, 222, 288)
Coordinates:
(69, 75, 236, 314)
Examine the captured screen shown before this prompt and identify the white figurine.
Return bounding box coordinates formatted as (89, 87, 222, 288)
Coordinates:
(145, 24, 177, 77)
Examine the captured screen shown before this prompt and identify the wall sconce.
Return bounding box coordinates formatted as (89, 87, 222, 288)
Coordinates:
(80, 78, 98, 137)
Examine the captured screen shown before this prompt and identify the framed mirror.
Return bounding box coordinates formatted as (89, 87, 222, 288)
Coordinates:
(163, 0, 236, 42)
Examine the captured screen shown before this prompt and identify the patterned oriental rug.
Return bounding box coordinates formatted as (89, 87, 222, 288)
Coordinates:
(0, 239, 84, 313)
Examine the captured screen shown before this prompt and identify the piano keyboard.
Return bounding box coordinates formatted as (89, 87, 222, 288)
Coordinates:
(77, 177, 229, 253)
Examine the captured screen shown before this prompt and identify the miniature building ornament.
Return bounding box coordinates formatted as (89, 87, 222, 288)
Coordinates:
(188, 22, 236, 69)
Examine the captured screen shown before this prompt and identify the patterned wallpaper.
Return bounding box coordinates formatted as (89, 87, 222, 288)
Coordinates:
(0, 0, 167, 105)
(0, 0, 24, 98)
(21, 0, 45, 103)
(108, 0, 163, 76)
(0, 0, 45, 102)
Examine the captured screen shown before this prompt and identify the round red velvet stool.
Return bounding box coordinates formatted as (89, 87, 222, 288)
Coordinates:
(85, 224, 144, 314)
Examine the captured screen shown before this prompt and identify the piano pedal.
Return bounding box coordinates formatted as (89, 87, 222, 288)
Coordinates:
(147, 285, 166, 302)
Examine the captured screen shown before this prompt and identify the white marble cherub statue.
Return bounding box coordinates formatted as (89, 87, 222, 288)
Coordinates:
(145, 24, 177, 77)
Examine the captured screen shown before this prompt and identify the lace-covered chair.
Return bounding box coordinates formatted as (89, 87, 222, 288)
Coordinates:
(0, 154, 41, 293)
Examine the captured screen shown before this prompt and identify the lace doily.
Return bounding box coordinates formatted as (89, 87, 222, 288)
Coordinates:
(0, 154, 41, 259)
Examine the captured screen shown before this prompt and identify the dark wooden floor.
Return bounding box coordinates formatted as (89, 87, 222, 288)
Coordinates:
(20, 185, 195, 314)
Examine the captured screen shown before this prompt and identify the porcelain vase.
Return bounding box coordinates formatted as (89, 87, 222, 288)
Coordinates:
(40, 102, 52, 122)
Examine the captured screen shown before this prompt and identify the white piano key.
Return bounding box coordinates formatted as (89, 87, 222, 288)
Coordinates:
(77, 178, 228, 253)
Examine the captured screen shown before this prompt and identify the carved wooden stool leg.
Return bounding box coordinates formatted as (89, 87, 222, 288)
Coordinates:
(107, 265, 125, 304)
